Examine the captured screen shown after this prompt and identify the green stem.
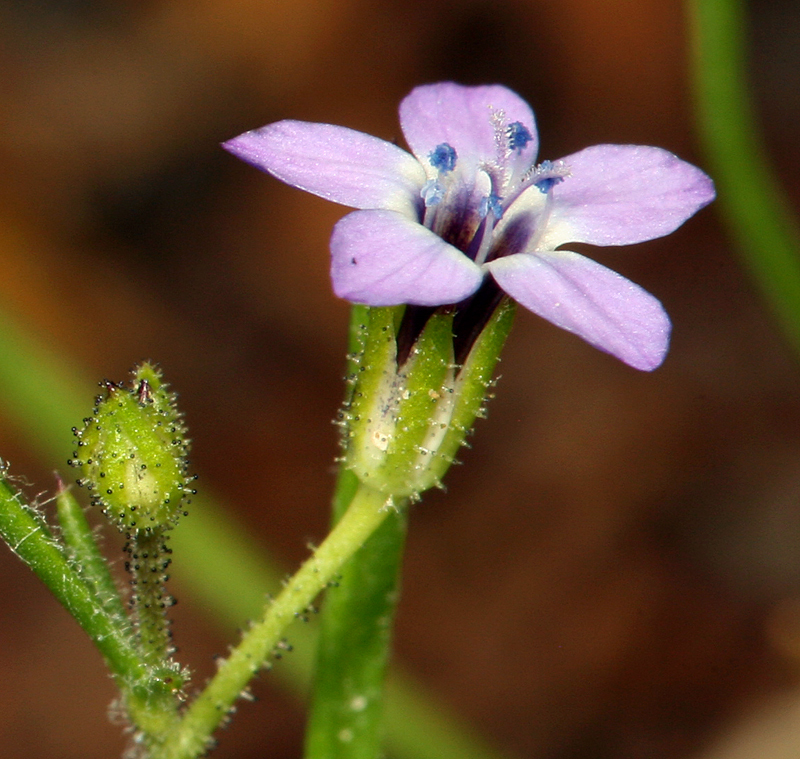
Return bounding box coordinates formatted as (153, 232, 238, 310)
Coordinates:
(152, 482, 393, 759)
(128, 529, 177, 669)
(687, 0, 800, 353)
(304, 468, 408, 759)
(169, 491, 519, 759)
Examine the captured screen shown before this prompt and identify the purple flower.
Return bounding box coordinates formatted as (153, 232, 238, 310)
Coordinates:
(223, 82, 714, 370)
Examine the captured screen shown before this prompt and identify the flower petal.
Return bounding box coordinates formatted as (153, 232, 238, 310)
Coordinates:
(223, 121, 426, 216)
(399, 82, 538, 173)
(486, 250, 670, 370)
(331, 210, 484, 306)
(540, 145, 715, 248)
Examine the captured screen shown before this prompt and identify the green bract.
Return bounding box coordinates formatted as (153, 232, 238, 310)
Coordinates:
(71, 363, 192, 531)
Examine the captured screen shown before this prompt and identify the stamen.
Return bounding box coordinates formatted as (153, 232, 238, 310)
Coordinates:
(506, 121, 533, 152)
(478, 193, 503, 221)
(489, 109, 507, 157)
(524, 159, 571, 193)
(525, 186, 558, 252)
(421, 179, 445, 207)
(428, 143, 457, 173)
(485, 109, 536, 202)
(535, 177, 564, 193)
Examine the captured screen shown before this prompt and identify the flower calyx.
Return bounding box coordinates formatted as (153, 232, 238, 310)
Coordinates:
(339, 299, 514, 500)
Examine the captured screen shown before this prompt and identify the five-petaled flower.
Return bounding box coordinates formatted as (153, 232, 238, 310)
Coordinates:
(223, 82, 714, 370)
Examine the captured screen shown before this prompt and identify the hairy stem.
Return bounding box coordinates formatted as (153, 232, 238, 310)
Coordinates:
(152, 482, 392, 759)
(127, 529, 176, 668)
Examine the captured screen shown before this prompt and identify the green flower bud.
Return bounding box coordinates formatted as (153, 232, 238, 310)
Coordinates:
(340, 298, 515, 500)
(71, 363, 193, 531)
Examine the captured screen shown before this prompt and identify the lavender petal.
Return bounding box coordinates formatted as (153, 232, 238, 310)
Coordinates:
(223, 120, 426, 216)
(486, 250, 671, 370)
(331, 210, 484, 306)
(539, 145, 715, 249)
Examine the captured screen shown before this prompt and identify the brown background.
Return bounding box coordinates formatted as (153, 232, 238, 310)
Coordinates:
(1, 0, 800, 757)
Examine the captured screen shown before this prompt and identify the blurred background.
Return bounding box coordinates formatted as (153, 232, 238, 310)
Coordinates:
(1, 0, 800, 757)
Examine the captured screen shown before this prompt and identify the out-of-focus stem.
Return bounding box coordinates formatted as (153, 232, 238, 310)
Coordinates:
(688, 0, 800, 353)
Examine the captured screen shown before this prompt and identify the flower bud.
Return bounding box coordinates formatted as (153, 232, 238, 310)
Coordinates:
(71, 363, 192, 531)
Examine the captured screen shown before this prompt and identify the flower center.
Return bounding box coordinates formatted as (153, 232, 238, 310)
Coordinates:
(419, 113, 570, 266)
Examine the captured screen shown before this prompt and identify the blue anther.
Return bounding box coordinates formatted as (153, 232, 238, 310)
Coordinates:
(535, 176, 565, 194)
(428, 143, 457, 173)
(421, 179, 445, 207)
(507, 121, 533, 152)
(479, 193, 504, 220)
(534, 177, 564, 195)
(531, 160, 570, 193)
